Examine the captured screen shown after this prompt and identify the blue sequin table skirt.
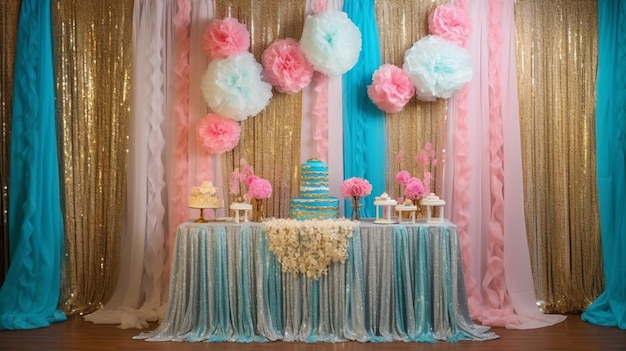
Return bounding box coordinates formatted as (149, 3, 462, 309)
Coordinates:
(135, 219, 497, 343)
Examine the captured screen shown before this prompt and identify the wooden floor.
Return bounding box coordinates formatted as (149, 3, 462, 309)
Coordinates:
(0, 313, 624, 350)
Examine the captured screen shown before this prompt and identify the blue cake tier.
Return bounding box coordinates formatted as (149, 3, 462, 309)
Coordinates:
(289, 197, 339, 220)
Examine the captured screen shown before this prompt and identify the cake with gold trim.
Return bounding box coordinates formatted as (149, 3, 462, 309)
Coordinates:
(289, 159, 339, 220)
(188, 181, 223, 209)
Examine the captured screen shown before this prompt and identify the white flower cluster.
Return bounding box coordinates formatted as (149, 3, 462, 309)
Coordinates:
(264, 218, 357, 280)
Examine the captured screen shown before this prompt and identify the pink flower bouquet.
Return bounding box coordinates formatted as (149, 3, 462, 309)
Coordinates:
(248, 177, 273, 199)
(404, 177, 426, 200)
(340, 177, 373, 198)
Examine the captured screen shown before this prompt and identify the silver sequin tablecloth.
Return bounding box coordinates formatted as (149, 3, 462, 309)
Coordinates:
(136, 219, 497, 343)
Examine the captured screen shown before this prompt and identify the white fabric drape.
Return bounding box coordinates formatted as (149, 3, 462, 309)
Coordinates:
(443, 0, 565, 329)
(85, 0, 218, 328)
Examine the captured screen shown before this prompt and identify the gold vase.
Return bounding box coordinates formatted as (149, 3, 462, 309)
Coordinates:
(252, 198, 265, 222)
(413, 197, 424, 217)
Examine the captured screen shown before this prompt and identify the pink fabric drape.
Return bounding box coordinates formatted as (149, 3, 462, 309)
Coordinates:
(301, 0, 344, 215)
(444, 0, 565, 329)
(166, 0, 192, 297)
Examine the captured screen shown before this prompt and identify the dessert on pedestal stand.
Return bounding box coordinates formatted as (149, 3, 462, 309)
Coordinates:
(395, 199, 418, 224)
(421, 193, 446, 223)
(374, 192, 398, 224)
(230, 202, 252, 223)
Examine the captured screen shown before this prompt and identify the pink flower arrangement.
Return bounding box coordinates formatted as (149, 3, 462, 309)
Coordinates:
(248, 177, 273, 199)
(395, 170, 411, 185)
(404, 177, 426, 200)
(230, 158, 253, 196)
(203, 17, 250, 60)
(367, 64, 415, 113)
(340, 177, 373, 198)
(428, 4, 471, 47)
(229, 158, 272, 200)
(262, 38, 314, 94)
(196, 113, 241, 154)
(395, 143, 438, 199)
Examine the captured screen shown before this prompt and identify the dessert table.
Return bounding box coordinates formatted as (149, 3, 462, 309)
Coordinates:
(135, 219, 497, 343)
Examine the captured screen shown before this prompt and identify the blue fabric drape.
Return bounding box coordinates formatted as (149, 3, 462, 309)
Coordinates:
(342, 0, 386, 219)
(581, 0, 626, 329)
(0, 0, 66, 330)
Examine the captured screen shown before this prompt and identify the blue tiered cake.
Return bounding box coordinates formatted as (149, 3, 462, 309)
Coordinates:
(289, 159, 340, 220)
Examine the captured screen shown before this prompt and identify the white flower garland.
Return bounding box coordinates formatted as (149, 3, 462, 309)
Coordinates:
(264, 218, 357, 280)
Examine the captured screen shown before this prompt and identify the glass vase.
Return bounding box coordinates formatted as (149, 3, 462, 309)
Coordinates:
(351, 196, 361, 221)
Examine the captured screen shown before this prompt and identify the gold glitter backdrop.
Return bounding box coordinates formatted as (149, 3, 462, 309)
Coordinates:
(216, 0, 305, 219)
(0, 0, 21, 286)
(53, 0, 132, 314)
(376, 0, 448, 200)
(516, 0, 602, 313)
(0, 0, 604, 316)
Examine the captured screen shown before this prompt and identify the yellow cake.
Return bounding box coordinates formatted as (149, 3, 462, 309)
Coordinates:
(188, 181, 223, 209)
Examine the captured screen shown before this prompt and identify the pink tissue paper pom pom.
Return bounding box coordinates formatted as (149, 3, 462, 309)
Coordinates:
(203, 17, 250, 60)
(196, 113, 241, 154)
(395, 170, 411, 185)
(367, 64, 415, 113)
(262, 38, 314, 94)
(340, 177, 373, 198)
(428, 4, 471, 47)
(404, 177, 426, 200)
(248, 178, 273, 199)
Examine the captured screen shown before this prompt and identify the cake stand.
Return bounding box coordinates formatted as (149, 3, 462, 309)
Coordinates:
(190, 205, 222, 223)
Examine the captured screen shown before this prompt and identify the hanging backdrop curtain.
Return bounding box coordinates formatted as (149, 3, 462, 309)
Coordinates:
(377, 1, 447, 204)
(443, 0, 565, 329)
(218, 0, 304, 219)
(54, 0, 132, 316)
(84, 0, 179, 329)
(342, 0, 385, 219)
(582, 0, 626, 329)
(516, 0, 602, 314)
(0, 0, 66, 330)
(0, 0, 21, 287)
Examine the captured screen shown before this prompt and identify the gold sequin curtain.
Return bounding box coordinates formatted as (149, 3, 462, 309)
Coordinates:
(516, 0, 603, 313)
(216, 0, 304, 219)
(376, 0, 447, 200)
(0, 0, 21, 286)
(53, 0, 132, 314)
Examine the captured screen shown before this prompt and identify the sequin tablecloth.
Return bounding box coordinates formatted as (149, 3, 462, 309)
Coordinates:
(135, 220, 498, 343)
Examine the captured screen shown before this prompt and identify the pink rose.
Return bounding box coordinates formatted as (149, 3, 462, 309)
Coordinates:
(196, 113, 241, 154)
(203, 17, 250, 60)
